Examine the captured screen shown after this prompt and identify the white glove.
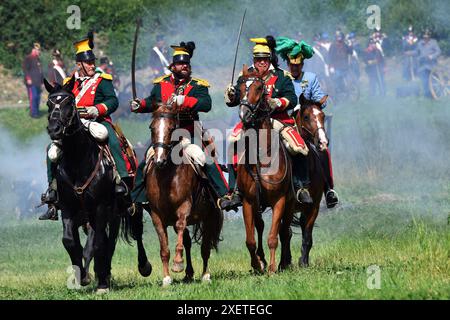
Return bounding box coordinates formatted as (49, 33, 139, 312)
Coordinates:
(268, 98, 282, 110)
(175, 95, 185, 107)
(84, 106, 99, 119)
(224, 84, 236, 104)
(130, 99, 141, 112)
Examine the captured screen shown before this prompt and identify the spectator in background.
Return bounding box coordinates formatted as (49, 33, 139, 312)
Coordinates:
(47, 49, 66, 86)
(149, 34, 171, 77)
(22, 42, 43, 118)
(98, 56, 120, 93)
(416, 29, 441, 98)
(364, 38, 386, 96)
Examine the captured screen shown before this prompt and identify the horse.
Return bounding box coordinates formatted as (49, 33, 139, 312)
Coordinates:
(235, 66, 295, 273)
(44, 78, 140, 293)
(280, 94, 329, 268)
(145, 100, 223, 286)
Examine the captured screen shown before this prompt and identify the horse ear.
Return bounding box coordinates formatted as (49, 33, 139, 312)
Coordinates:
(43, 78, 54, 93)
(299, 93, 307, 106)
(242, 64, 248, 76)
(318, 95, 328, 107)
(63, 76, 75, 92)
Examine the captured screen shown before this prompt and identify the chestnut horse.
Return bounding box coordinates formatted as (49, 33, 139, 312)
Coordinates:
(279, 94, 329, 268)
(236, 66, 295, 273)
(145, 101, 223, 286)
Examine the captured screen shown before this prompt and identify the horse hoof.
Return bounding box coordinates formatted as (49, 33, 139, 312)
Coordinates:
(95, 287, 110, 295)
(202, 273, 211, 283)
(171, 262, 185, 273)
(138, 261, 152, 277)
(81, 273, 92, 286)
(162, 276, 172, 287)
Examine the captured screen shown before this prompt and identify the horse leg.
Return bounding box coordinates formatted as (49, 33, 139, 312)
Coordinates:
(82, 222, 94, 286)
(200, 231, 212, 283)
(61, 212, 87, 286)
(131, 204, 152, 277)
(278, 209, 294, 271)
(172, 201, 190, 273)
(92, 205, 110, 293)
(254, 213, 267, 269)
(182, 228, 194, 282)
(267, 196, 286, 274)
(104, 205, 121, 290)
(151, 211, 171, 286)
(299, 205, 319, 267)
(243, 198, 264, 273)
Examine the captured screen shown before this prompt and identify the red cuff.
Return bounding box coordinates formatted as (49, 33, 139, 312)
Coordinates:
(95, 103, 108, 116)
(276, 98, 289, 111)
(182, 96, 198, 109)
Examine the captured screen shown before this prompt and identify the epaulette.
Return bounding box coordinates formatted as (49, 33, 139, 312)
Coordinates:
(63, 77, 72, 85)
(283, 70, 294, 80)
(192, 77, 210, 87)
(153, 75, 171, 84)
(100, 73, 113, 80)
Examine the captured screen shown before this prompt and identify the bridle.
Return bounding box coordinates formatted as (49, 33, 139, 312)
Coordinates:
(48, 93, 83, 136)
(239, 76, 271, 125)
(297, 104, 328, 146)
(150, 109, 180, 153)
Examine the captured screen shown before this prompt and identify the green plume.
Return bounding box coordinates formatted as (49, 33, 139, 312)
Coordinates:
(275, 36, 314, 61)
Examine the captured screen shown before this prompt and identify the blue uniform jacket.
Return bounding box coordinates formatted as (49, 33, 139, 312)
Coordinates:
(292, 71, 328, 109)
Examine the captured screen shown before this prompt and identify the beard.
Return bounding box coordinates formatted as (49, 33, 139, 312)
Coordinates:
(172, 68, 191, 81)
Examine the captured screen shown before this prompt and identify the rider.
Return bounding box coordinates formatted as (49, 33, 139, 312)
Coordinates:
(224, 36, 312, 204)
(39, 33, 135, 220)
(130, 41, 241, 212)
(275, 37, 339, 208)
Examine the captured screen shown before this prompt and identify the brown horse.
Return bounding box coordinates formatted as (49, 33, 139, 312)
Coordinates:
(280, 94, 329, 268)
(145, 101, 223, 286)
(235, 66, 295, 273)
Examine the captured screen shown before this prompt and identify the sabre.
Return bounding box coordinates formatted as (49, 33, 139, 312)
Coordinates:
(131, 18, 142, 100)
(230, 9, 247, 85)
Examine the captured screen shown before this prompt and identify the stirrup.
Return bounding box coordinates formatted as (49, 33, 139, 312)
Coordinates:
(39, 205, 58, 221)
(217, 194, 242, 212)
(295, 188, 313, 204)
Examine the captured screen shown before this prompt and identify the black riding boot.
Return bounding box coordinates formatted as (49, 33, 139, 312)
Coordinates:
(292, 155, 313, 204)
(320, 151, 339, 208)
(39, 187, 59, 221)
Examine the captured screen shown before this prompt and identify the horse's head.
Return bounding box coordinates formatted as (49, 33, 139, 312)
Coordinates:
(238, 65, 270, 128)
(296, 94, 329, 151)
(44, 77, 79, 140)
(149, 99, 179, 168)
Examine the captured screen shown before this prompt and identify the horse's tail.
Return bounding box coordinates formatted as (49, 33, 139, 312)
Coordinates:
(192, 206, 223, 251)
(119, 203, 134, 245)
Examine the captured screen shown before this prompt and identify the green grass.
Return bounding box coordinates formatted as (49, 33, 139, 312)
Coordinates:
(0, 108, 47, 141)
(0, 204, 448, 300)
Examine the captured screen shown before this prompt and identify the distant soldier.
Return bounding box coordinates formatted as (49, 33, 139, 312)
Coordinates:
(364, 38, 386, 96)
(401, 25, 418, 82)
(22, 42, 43, 118)
(98, 56, 120, 94)
(328, 31, 352, 93)
(416, 29, 441, 98)
(371, 26, 388, 56)
(149, 34, 171, 77)
(47, 49, 66, 86)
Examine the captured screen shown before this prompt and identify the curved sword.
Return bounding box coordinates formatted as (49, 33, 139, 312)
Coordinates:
(131, 18, 142, 100)
(231, 9, 247, 85)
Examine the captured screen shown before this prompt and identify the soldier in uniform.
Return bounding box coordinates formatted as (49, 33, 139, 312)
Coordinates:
(416, 29, 441, 98)
(149, 34, 171, 77)
(130, 41, 241, 212)
(47, 49, 66, 86)
(402, 25, 418, 82)
(40, 33, 135, 220)
(328, 31, 353, 93)
(364, 38, 386, 96)
(224, 36, 312, 204)
(275, 36, 339, 208)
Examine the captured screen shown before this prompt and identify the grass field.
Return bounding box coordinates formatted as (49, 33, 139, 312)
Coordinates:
(0, 91, 449, 300)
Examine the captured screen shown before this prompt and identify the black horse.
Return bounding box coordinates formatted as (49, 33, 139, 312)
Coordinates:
(44, 78, 150, 293)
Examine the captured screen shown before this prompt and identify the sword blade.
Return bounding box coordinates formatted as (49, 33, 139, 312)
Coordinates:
(131, 18, 142, 100)
(231, 9, 247, 85)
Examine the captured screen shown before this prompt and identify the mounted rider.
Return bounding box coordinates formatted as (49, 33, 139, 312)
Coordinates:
(224, 35, 312, 204)
(275, 37, 339, 208)
(40, 32, 137, 220)
(130, 41, 241, 212)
